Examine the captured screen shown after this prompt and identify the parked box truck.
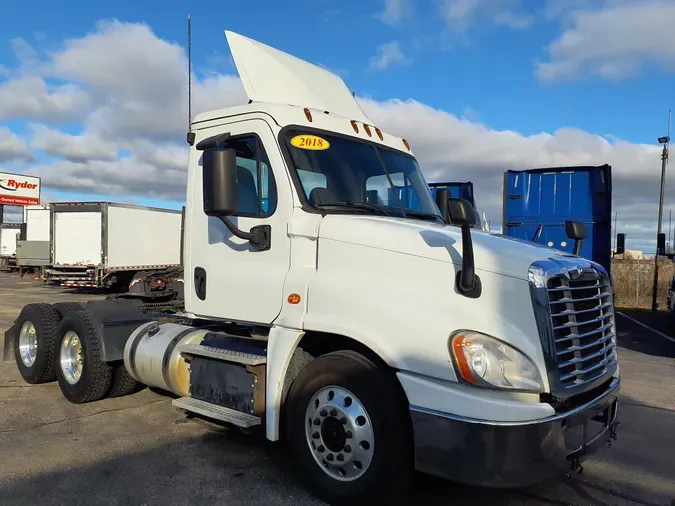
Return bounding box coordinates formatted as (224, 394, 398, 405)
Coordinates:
(0, 223, 21, 258)
(45, 202, 182, 288)
(6, 32, 619, 504)
(16, 205, 52, 272)
(503, 165, 612, 272)
(23, 205, 51, 241)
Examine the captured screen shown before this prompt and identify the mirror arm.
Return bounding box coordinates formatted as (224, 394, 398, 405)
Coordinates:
(216, 216, 271, 251)
(573, 239, 583, 256)
(456, 224, 482, 298)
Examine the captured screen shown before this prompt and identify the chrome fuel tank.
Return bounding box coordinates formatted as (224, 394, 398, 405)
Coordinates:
(123, 321, 207, 396)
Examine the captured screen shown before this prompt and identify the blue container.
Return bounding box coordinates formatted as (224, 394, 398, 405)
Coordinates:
(428, 182, 475, 208)
(503, 165, 612, 272)
(399, 181, 476, 214)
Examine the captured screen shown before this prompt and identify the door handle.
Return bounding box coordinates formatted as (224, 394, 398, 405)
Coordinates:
(194, 267, 207, 300)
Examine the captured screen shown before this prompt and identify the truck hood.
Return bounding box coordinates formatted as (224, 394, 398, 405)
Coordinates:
(318, 215, 567, 281)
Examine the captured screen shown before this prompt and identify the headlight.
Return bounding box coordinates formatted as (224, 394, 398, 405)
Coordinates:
(449, 331, 544, 393)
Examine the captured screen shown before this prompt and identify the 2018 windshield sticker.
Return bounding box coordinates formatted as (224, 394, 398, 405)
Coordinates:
(290, 135, 330, 150)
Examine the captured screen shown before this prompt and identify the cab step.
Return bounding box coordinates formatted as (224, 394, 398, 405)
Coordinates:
(172, 397, 261, 428)
(177, 343, 267, 366)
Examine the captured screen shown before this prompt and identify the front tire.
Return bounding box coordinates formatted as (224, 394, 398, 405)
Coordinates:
(13, 303, 60, 384)
(55, 310, 113, 404)
(285, 350, 412, 505)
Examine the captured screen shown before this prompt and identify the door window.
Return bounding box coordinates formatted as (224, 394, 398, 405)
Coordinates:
(225, 136, 277, 217)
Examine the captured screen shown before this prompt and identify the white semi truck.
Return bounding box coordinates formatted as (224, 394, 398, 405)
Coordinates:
(6, 31, 620, 504)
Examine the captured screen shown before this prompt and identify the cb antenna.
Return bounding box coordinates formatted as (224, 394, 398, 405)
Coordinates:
(186, 14, 195, 145)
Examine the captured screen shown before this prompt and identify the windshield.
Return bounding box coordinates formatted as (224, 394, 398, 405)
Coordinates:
(284, 129, 442, 221)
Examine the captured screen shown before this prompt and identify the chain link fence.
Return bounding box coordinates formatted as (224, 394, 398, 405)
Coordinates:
(611, 257, 674, 310)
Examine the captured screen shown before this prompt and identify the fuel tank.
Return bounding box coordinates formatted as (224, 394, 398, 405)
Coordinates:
(123, 321, 207, 396)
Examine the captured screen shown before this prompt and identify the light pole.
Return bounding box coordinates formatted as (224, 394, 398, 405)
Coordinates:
(651, 126, 670, 311)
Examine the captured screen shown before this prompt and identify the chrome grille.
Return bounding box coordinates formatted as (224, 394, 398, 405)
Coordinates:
(546, 274, 617, 390)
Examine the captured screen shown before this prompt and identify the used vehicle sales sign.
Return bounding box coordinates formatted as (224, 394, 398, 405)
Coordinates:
(0, 171, 41, 206)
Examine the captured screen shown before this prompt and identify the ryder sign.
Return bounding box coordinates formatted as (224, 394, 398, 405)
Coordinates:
(0, 171, 40, 206)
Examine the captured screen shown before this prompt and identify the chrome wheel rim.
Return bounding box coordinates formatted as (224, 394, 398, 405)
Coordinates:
(18, 321, 38, 367)
(60, 331, 83, 385)
(305, 386, 374, 482)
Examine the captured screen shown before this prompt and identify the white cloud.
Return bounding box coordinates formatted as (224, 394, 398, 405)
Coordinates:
(369, 41, 411, 70)
(26, 154, 188, 202)
(439, 0, 533, 32)
(537, 0, 675, 81)
(360, 97, 667, 252)
(30, 125, 118, 162)
(0, 76, 90, 122)
(0, 127, 32, 163)
(376, 0, 413, 26)
(0, 19, 670, 253)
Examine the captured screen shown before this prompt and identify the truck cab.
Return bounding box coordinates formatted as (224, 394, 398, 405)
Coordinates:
(10, 30, 620, 504)
(181, 31, 620, 498)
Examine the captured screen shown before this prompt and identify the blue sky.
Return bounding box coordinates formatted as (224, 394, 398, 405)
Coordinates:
(0, 0, 670, 142)
(0, 0, 673, 251)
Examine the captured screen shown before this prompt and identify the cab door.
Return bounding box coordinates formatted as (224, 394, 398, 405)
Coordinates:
(186, 119, 292, 324)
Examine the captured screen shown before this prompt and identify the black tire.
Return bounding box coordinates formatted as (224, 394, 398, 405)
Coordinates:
(13, 303, 60, 384)
(285, 350, 413, 505)
(52, 301, 86, 319)
(107, 364, 145, 398)
(55, 309, 113, 404)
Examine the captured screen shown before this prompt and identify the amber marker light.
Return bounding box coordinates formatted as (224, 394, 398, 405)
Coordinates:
(451, 334, 478, 384)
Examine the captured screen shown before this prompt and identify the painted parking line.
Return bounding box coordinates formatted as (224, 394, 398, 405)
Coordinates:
(617, 311, 675, 345)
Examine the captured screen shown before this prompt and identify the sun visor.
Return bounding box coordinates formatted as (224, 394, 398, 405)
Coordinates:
(225, 31, 371, 124)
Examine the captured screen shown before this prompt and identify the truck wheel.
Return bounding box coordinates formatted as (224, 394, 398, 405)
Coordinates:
(13, 303, 60, 384)
(107, 364, 145, 398)
(52, 302, 86, 319)
(285, 350, 412, 505)
(55, 310, 113, 404)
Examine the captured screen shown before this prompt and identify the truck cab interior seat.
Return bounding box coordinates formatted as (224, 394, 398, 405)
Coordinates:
(237, 166, 259, 214)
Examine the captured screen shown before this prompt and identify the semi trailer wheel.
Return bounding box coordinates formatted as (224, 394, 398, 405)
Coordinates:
(285, 350, 413, 505)
(13, 303, 60, 384)
(55, 310, 113, 404)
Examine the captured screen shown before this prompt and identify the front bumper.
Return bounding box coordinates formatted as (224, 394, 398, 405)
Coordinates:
(411, 377, 619, 488)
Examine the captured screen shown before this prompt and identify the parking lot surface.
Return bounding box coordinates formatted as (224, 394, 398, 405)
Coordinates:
(1, 271, 674, 505)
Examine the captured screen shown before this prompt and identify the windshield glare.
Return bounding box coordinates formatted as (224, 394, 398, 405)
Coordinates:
(285, 130, 441, 220)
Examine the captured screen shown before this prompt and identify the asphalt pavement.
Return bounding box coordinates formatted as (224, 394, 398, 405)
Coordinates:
(1, 272, 674, 505)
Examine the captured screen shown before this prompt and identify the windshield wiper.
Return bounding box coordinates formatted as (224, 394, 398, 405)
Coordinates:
(403, 210, 444, 222)
(316, 202, 391, 216)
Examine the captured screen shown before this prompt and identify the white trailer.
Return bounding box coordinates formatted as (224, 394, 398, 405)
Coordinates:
(7, 31, 620, 504)
(0, 224, 21, 257)
(23, 205, 51, 241)
(16, 205, 52, 274)
(46, 202, 182, 288)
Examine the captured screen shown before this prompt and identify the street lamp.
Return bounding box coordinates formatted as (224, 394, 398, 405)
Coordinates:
(651, 121, 670, 311)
